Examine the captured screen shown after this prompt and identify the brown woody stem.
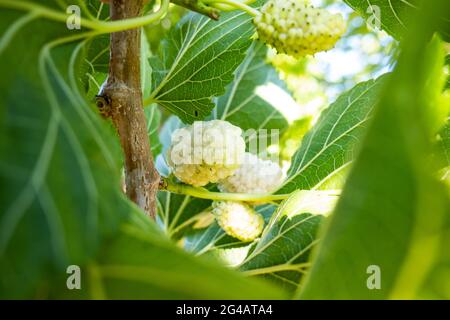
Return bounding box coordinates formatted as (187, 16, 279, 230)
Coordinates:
(100, 0, 160, 218)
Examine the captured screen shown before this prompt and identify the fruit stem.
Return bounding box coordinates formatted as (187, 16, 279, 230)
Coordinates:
(160, 178, 290, 202)
(205, 0, 260, 16)
(0, 0, 170, 33)
(171, 0, 221, 20)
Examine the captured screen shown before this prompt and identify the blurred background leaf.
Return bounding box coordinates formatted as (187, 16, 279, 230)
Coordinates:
(299, 0, 450, 299)
(0, 1, 128, 298)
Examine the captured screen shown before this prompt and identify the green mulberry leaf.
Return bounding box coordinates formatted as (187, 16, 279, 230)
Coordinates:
(299, 1, 450, 299)
(277, 75, 387, 194)
(213, 41, 288, 147)
(344, 0, 449, 41)
(148, 10, 256, 123)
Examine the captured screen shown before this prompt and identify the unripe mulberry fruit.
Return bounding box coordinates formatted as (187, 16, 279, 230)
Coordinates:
(212, 201, 264, 242)
(218, 153, 284, 194)
(167, 120, 245, 187)
(254, 0, 346, 58)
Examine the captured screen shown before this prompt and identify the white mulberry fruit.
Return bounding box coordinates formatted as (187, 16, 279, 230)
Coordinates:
(254, 0, 346, 58)
(167, 120, 245, 187)
(212, 201, 264, 242)
(218, 152, 284, 194)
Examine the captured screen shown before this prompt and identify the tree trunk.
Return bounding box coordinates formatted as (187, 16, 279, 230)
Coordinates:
(100, 0, 160, 218)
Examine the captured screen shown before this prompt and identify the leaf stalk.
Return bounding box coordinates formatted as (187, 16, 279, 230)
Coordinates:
(0, 0, 170, 33)
(159, 177, 291, 202)
(204, 0, 260, 16)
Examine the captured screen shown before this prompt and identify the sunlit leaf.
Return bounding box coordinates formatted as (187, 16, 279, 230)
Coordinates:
(213, 41, 288, 148)
(277, 75, 387, 194)
(149, 9, 256, 123)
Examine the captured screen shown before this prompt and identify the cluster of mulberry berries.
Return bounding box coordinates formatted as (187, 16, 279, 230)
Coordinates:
(167, 120, 285, 241)
(167, 120, 245, 187)
(218, 152, 284, 194)
(212, 201, 265, 242)
(254, 0, 346, 58)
